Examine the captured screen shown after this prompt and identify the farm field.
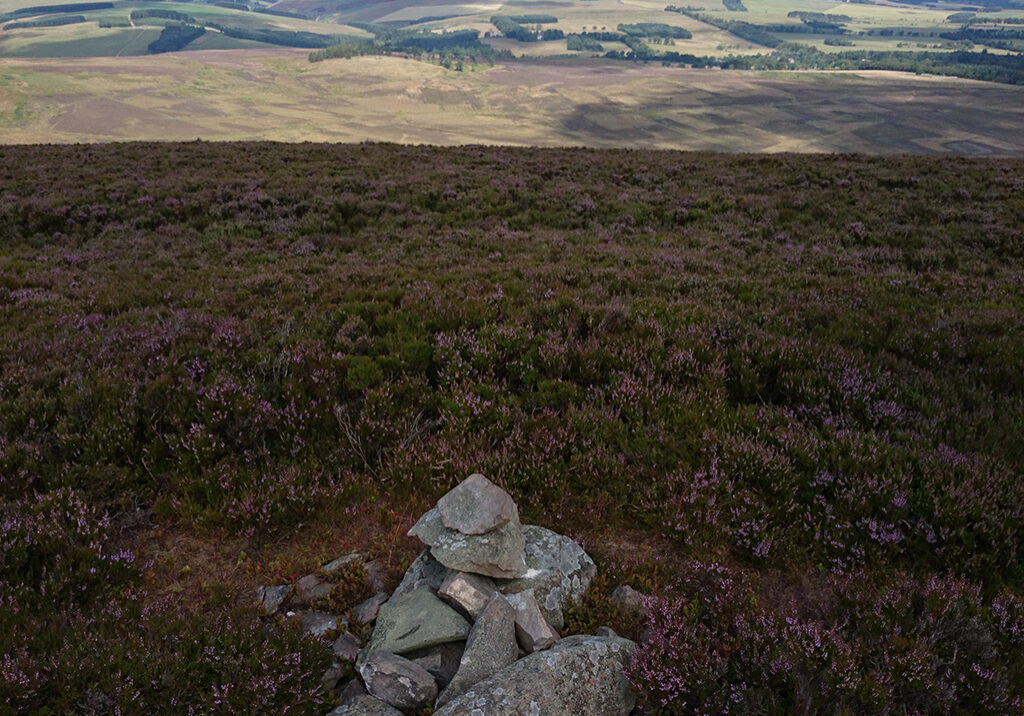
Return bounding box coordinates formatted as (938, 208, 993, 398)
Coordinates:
(1, 142, 1022, 713)
(2, 50, 1024, 152)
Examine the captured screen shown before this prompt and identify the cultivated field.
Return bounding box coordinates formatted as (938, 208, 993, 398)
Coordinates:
(1, 51, 1023, 153)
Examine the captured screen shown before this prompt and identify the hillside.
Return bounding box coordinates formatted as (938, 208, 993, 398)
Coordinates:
(1, 142, 1022, 713)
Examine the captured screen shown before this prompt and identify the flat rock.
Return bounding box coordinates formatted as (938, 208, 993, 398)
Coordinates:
(360, 652, 438, 711)
(362, 587, 470, 661)
(410, 508, 527, 579)
(392, 549, 447, 599)
(254, 584, 292, 615)
(299, 611, 342, 638)
(438, 570, 497, 620)
(437, 473, 518, 535)
(505, 589, 559, 654)
(295, 573, 333, 605)
(327, 693, 403, 716)
(405, 641, 465, 689)
(333, 631, 362, 662)
(433, 635, 637, 716)
(496, 525, 596, 630)
(437, 593, 518, 707)
(321, 553, 362, 575)
(354, 592, 389, 625)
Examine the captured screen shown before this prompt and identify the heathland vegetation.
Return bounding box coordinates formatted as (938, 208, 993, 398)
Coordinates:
(1, 142, 1021, 713)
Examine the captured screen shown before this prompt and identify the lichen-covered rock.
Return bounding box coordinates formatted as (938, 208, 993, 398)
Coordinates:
(437, 473, 518, 535)
(437, 593, 518, 707)
(361, 587, 469, 661)
(359, 652, 438, 711)
(496, 525, 596, 630)
(409, 508, 527, 579)
(327, 693, 404, 716)
(392, 549, 447, 599)
(433, 635, 636, 716)
(299, 611, 342, 638)
(254, 584, 292, 615)
(505, 589, 559, 654)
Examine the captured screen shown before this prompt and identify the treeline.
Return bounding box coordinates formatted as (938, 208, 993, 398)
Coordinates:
(566, 33, 604, 51)
(309, 27, 511, 63)
(505, 14, 557, 23)
(617, 22, 691, 39)
(490, 15, 563, 41)
(666, 6, 782, 47)
(3, 13, 84, 28)
(253, 6, 307, 19)
(131, 9, 198, 24)
(940, 27, 1024, 41)
(206, 22, 342, 47)
(147, 23, 204, 53)
(9, 1, 110, 14)
(787, 10, 851, 24)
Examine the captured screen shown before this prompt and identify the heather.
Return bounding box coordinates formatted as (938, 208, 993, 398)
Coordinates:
(0, 143, 1022, 713)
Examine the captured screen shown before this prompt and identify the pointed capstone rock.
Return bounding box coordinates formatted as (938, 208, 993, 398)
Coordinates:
(496, 525, 596, 630)
(437, 593, 518, 707)
(433, 635, 637, 716)
(360, 652, 438, 711)
(410, 508, 527, 579)
(362, 588, 470, 660)
(437, 473, 518, 535)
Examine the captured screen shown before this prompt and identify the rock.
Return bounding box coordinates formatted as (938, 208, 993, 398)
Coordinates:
(610, 585, 649, 616)
(295, 573, 333, 605)
(437, 473, 518, 535)
(405, 641, 465, 689)
(299, 611, 342, 638)
(496, 525, 596, 630)
(437, 593, 518, 707)
(409, 508, 527, 579)
(333, 631, 362, 662)
(595, 626, 619, 638)
(321, 553, 362, 575)
(392, 549, 447, 599)
(359, 652, 438, 711)
(438, 570, 497, 620)
(505, 589, 559, 654)
(433, 635, 637, 716)
(254, 584, 292, 615)
(338, 679, 367, 704)
(327, 693, 403, 716)
(364, 560, 388, 594)
(354, 592, 389, 625)
(321, 664, 346, 694)
(362, 587, 470, 660)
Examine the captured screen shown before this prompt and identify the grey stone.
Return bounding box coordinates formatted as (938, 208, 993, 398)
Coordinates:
(321, 664, 346, 694)
(295, 573, 333, 605)
(438, 570, 497, 620)
(495, 525, 596, 630)
(338, 678, 367, 704)
(410, 508, 527, 579)
(254, 584, 292, 615)
(327, 693, 403, 716)
(437, 593, 518, 707)
(362, 588, 470, 660)
(360, 652, 438, 711)
(596, 626, 620, 638)
(299, 611, 342, 638)
(332, 631, 362, 662)
(364, 560, 388, 594)
(610, 584, 649, 616)
(437, 473, 518, 535)
(321, 553, 362, 575)
(433, 635, 637, 716)
(505, 589, 559, 653)
(405, 641, 465, 689)
(392, 549, 447, 599)
(354, 592, 389, 625)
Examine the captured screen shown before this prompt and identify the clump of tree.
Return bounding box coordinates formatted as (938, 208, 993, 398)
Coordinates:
(308, 39, 376, 61)
(3, 13, 84, 28)
(666, 7, 781, 47)
(490, 15, 534, 42)
(131, 9, 198, 24)
(506, 14, 558, 23)
(9, 1, 110, 15)
(147, 23, 205, 53)
(214, 2, 249, 10)
(787, 11, 851, 24)
(824, 37, 854, 46)
(567, 34, 604, 51)
(618, 22, 692, 39)
(723, 0, 747, 11)
(252, 6, 306, 19)
(206, 23, 343, 47)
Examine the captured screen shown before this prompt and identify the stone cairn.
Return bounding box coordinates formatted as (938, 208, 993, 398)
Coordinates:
(256, 473, 638, 715)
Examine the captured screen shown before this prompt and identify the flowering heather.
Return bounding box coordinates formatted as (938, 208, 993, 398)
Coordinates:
(0, 143, 1021, 711)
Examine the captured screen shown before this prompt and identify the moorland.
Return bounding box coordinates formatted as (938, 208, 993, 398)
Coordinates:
(1, 142, 1022, 713)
